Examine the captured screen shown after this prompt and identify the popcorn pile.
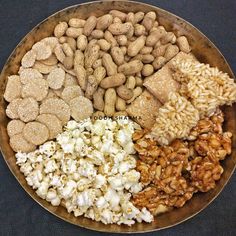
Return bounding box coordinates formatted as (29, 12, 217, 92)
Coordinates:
(16, 118, 153, 225)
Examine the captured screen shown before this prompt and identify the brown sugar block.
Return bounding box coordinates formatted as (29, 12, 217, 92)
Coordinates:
(126, 89, 162, 129)
(143, 52, 197, 104)
(40, 98, 70, 125)
(21, 77, 49, 101)
(5, 98, 22, 119)
(69, 96, 93, 121)
(3, 75, 22, 102)
(7, 120, 25, 137)
(36, 114, 62, 139)
(10, 133, 36, 153)
(18, 97, 39, 122)
(23, 121, 49, 145)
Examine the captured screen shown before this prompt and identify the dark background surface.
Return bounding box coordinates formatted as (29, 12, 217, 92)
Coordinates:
(0, 0, 235, 235)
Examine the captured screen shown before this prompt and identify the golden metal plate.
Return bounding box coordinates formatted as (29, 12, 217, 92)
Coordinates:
(0, 1, 235, 233)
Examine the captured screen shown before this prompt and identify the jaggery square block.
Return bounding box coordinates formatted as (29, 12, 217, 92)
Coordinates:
(126, 89, 162, 129)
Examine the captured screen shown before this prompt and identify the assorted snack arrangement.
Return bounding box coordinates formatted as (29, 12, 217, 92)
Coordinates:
(3, 9, 236, 226)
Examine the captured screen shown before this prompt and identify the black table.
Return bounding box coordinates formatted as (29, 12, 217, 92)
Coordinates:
(0, 1, 235, 235)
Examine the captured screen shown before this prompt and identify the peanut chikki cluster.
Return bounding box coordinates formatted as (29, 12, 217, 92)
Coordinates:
(132, 110, 232, 215)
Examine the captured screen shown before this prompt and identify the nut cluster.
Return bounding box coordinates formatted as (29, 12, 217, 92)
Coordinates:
(131, 111, 232, 215)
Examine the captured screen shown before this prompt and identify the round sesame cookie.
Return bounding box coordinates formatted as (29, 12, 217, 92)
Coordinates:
(7, 120, 25, 137)
(10, 133, 36, 153)
(18, 97, 39, 122)
(21, 77, 49, 101)
(32, 41, 52, 60)
(42, 89, 58, 102)
(40, 98, 70, 125)
(19, 68, 43, 84)
(53, 87, 63, 98)
(41, 37, 59, 51)
(33, 61, 57, 74)
(3, 75, 22, 102)
(64, 73, 78, 87)
(21, 50, 36, 68)
(69, 96, 93, 121)
(23, 121, 49, 145)
(6, 98, 22, 119)
(40, 54, 58, 66)
(61, 85, 84, 103)
(47, 67, 65, 89)
(36, 114, 62, 139)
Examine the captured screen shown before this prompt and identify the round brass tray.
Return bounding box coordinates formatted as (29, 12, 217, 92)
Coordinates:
(0, 1, 235, 233)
